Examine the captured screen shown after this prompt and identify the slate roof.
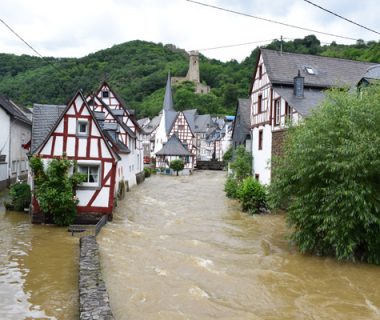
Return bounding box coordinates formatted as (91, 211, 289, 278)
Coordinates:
(232, 98, 251, 144)
(194, 114, 212, 133)
(273, 86, 326, 116)
(163, 73, 174, 111)
(144, 115, 161, 134)
(0, 96, 32, 125)
(31, 104, 66, 153)
(165, 110, 178, 134)
(261, 49, 377, 89)
(103, 130, 130, 154)
(183, 109, 197, 133)
(156, 134, 192, 156)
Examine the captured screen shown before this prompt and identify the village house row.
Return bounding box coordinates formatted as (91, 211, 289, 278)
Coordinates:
(0, 48, 378, 220)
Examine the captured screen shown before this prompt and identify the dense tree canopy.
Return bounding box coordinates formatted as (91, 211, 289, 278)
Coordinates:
(270, 86, 380, 264)
(1, 36, 380, 118)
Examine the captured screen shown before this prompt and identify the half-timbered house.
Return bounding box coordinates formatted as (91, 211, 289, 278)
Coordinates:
(93, 81, 144, 186)
(153, 74, 196, 172)
(31, 91, 122, 218)
(250, 49, 376, 184)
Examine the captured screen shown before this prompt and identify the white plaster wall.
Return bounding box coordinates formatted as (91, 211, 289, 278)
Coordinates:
(153, 111, 168, 154)
(92, 187, 110, 207)
(251, 124, 272, 185)
(0, 108, 10, 183)
(53, 136, 63, 156)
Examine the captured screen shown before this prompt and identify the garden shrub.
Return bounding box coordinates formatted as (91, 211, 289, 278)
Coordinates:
(144, 167, 151, 178)
(230, 145, 252, 182)
(238, 176, 268, 214)
(29, 156, 85, 226)
(224, 176, 239, 199)
(170, 159, 185, 176)
(270, 86, 380, 264)
(9, 182, 31, 211)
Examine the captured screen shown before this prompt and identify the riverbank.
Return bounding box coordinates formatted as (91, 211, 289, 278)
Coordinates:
(79, 236, 114, 320)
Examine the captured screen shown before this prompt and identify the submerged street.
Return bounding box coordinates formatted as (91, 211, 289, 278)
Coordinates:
(98, 171, 380, 320)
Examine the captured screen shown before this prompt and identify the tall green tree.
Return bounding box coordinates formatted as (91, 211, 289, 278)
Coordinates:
(270, 86, 380, 264)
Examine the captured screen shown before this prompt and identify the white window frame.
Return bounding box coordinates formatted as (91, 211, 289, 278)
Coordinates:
(77, 119, 89, 137)
(77, 161, 101, 188)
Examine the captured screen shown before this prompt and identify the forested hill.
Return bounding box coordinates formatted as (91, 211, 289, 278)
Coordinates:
(1, 35, 380, 118)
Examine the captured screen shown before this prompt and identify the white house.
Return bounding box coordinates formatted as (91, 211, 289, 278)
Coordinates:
(94, 81, 144, 187)
(0, 96, 32, 190)
(250, 49, 377, 185)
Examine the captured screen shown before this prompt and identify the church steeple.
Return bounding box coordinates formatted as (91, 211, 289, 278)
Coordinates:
(163, 72, 174, 111)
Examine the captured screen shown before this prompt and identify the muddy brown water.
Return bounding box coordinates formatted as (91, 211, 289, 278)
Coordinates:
(98, 171, 380, 320)
(0, 195, 78, 320)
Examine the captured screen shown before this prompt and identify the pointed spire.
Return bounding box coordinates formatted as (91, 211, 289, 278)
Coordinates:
(163, 72, 174, 111)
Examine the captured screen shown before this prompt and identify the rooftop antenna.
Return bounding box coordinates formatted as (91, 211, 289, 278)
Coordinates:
(280, 35, 283, 55)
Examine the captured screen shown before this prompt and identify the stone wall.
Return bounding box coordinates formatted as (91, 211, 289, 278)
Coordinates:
(271, 129, 287, 177)
(79, 236, 114, 320)
(271, 129, 287, 158)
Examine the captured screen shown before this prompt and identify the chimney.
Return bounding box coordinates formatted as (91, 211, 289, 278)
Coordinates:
(294, 70, 304, 98)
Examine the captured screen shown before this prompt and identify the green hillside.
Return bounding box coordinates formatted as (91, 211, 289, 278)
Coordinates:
(0, 36, 380, 118)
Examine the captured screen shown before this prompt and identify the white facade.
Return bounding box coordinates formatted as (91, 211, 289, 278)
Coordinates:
(250, 54, 301, 185)
(0, 103, 31, 189)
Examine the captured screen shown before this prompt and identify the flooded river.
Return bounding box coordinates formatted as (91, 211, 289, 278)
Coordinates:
(0, 194, 78, 320)
(99, 171, 380, 320)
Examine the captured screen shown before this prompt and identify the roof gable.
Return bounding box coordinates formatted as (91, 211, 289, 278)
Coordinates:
(156, 134, 192, 156)
(0, 96, 32, 125)
(260, 49, 377, 89)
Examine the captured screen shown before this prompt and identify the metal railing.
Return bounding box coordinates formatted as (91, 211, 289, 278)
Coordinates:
(69, 214, 108, 237)
(95, 215, 108, 236)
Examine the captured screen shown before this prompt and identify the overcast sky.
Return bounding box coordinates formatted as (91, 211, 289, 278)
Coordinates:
(0, 0, 379, 62)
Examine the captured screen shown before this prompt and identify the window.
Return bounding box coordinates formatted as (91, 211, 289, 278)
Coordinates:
(78, 165, 100, 187)
(305, 66, 315, 75)
(258, 94, 263, 113)
(258, 130, 263, 150)
(0, 155, 6, 163)
(178, 125, 185, 131)
(274, 99, 281, 126)
(255, 174, 260, 181)
(77, 120, 88, 136)
(11, 160, 17, 173)
(285, 103, 292, 122)
(102, 90, 109, 98)
(20, 160, 27, 172)
(258, 65, 263, 80)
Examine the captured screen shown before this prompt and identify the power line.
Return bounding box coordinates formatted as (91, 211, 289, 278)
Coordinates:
(196, 38, 277, 51)
(0, 17, 71, 80)
(185, 0, 358, 41)
(303, 0, 380, 36)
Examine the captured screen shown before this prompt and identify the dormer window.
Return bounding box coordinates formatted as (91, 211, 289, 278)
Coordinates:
(305, 66, 315, 75)
(102, 90, 109, 98)
(77, 120, 89, 136)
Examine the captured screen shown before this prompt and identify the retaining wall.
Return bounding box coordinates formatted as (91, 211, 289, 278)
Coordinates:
(79, 236, 114, 320)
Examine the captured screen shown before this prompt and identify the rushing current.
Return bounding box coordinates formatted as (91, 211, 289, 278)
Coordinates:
(0, 194, 78, 320)
(98, 171, 380, 320)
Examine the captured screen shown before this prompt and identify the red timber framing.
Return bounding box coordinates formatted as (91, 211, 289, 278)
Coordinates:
(88, 95, 136, 152)
(169, 112, 196, 168)
(34, 91, 119, 216)
(94, 81, 142, 135)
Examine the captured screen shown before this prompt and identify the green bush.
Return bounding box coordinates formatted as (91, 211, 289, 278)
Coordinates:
(144, 167, 151, 178)
(230, 145, 252, 182)
(224, 176, 239, 199)
(223, 147, 233, 162)
(9, 182, 31, 211)
(238, 177, 268, 214)
(270, 86, 380, 264)
(170, 159, 185, 176)
(29, 156, 85, 226)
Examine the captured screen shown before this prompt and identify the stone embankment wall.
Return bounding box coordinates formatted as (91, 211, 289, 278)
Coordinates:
(79, 236, 114, 320)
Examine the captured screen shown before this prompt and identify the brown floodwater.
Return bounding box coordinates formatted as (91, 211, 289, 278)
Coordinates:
(0, 194, 79, 320)
(98, 170, 380, 320)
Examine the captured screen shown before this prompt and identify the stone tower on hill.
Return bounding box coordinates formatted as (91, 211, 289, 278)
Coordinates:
(172, 50, 210, 94)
